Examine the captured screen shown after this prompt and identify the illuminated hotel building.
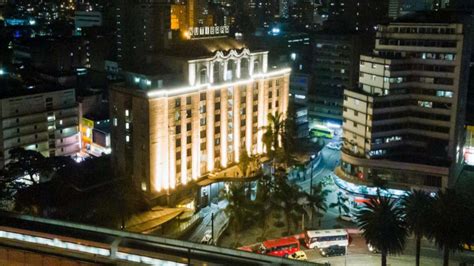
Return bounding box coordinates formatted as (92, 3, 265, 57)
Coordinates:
(337, 16, 472, 194)
(110, 39, 290, 196)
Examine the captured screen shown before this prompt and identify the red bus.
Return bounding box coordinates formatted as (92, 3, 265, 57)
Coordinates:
(259, 236, 300, 257)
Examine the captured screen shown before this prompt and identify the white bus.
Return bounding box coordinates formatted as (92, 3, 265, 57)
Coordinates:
(304, 229, 349, 249)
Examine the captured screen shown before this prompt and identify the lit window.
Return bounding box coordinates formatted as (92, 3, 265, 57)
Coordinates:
(113, 118, 117, 126)
(418, 101, 433, 108)
(125, 110, 129, 117)
(125, 123, 129, 129)
(126, 135, 130, 142)
(59, 120, 63, 125)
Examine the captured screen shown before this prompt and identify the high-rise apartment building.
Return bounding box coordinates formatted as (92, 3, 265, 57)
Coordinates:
(338, 15, 472, 194)
(309, 32, 371, 130)
(110, 39, 290, 197)
(0, 78, 80, 168)
(114, 0, 171, 69)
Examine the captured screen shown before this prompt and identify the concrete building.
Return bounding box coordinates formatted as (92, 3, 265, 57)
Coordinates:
(0, 77, 80, 167)
(74, 10, 102, 31)
(309, 32, 371, 131)
(337, 14, 472, 195)
(114, 0, 171, 69)
(110, 38, 290, 198)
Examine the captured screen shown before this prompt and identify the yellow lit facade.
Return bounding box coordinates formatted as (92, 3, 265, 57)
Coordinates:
(110, 48, 290, 196)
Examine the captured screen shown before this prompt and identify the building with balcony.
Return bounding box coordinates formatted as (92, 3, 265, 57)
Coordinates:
(109, 38, 290, 199)
(0, 77, 80, 168)
(338, 14, 472, 195)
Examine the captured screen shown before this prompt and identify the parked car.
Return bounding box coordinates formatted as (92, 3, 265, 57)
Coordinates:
(320, 245, 346, 257)
(286, 251, 308, 261)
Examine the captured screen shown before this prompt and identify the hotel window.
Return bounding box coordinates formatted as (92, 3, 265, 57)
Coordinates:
(200, 105, 206, 113)
(269, 91, 272, 98)
(186, 96, 191, 105)
(200, 93, 206, 101)
(125, 123, 130, 129)
(113, 118, 117, 126)
(201, 130, 206, 138)
(176, 125, 181, 134)
(176, 152, 181, 159)
(275, 101, 279, 107)
(353, 122, 358, 128)
(176, 139, 181, 146)
(175, 98, 181, 107)
(215, 102, 220, 110)
(215, 114, 220, 122)
(200, 118, 206, 126)
(186, 123, 191, 131)
(186, 109, 192, 118)
(187, 136, 191, 143)
(241, 96, 246, 104)
(125, 109, 129, 117)
(215, 138, 220, 145)
(215, 90, 221, 98)
(126, 135, 130, 142)
(268, 103, 272, 109)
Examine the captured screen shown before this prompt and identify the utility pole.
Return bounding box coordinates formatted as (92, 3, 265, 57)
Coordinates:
(310, 157, 315, 195)
(211, 212, 214, 244)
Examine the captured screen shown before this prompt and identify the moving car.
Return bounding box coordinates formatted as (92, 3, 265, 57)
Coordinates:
(340, 214, 357, 223)
(201, 230, 214, 245)
(286, 251, 308, 261)
(320, 245, 346, 257)
(367, 243, 379, 253)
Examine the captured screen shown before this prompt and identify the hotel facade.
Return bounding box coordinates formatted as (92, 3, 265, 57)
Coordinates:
(337, 19, 471, 195)
(110, 42, 290, 196)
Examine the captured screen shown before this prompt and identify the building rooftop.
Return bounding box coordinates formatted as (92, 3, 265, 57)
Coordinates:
(393, 10, 471, 24)
(162, 37, 248, 59)
(0, 77, 69, 99)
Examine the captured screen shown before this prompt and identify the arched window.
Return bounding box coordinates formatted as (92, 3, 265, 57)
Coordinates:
(200, 67, 207, 84)
(253, 60, 260, 75)
(213, 61, 220, 84)
(227, 60, 237, 81)
(240, 58, 249, 79)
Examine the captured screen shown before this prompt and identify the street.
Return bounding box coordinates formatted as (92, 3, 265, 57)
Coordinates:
(187, 201, 228, 244)
(295, 140, 474, 265)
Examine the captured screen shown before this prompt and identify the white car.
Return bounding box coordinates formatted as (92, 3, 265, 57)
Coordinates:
(286, 251, 307, 261)
(340, 214, 357, 223)
(201, 230, 214, 245)
(327, 142, 342, 150)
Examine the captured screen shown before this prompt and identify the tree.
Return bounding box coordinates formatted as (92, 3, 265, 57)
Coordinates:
(238, 148, 251, 177)
(273, 174, 305, 235)
(3, 148, 48, 184)
(357, 196, 407, 266)
(307, 182, 330, 227)
(255, 173, 274, 239)
(330, 191, 350, 217)
(400, 190, 434, 266)
(430, 189, 473, 266)
(221, 183, 256, 247)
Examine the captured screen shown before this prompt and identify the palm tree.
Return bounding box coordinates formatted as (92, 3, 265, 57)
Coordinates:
(400, 190, 434, 266)
(221, 183, 256, 247)
(273, 175, 305, 235)
(238, 147, 251, 177)
(431, 189, 472, 266)
(255, 173, 274, 239)
(357, 196, 407, 266)
(330, 191, 350, 217)
(307, 183, 330, 227)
